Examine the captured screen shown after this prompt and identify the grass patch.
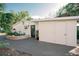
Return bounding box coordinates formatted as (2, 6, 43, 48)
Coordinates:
(0, 41, 9, 48)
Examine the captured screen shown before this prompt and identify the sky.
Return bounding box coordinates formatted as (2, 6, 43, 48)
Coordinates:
(5, 3, 68, 18)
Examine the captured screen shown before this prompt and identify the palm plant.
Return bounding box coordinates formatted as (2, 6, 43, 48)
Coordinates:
(11, 11, 31, 24)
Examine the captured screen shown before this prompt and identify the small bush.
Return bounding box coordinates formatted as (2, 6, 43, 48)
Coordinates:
(7, 32, 25, 36)
(0, 41, 9, 48)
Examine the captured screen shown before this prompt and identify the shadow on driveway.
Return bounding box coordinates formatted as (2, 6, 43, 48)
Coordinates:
(2, 38, 74, 56)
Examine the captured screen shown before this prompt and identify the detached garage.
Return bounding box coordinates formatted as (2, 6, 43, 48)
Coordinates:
(33, 16, 79, 46)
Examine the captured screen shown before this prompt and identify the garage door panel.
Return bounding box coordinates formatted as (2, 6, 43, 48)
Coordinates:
(66, 21, 77, 46)
(39, 22, 56, 43)
(55, 21, 66, 45)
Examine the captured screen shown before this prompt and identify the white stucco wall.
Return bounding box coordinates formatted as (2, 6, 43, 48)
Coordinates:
(12, 21, 35, 37)
(38, 20, 77, 46)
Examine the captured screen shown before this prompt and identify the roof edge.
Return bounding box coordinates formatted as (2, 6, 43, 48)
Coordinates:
(32, 16, 79, 22)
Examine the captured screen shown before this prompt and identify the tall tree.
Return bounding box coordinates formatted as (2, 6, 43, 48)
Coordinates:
(57, 3, 79, 17)
(0, 3, 5, 12)
(1, 13, 14, 33)
(0, 3, 5, 31)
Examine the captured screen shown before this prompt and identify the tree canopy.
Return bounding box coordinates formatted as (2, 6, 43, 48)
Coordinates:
(0, 3, 5, 12)
(11, 11, 31, 24)
(57, 3, 79, 17)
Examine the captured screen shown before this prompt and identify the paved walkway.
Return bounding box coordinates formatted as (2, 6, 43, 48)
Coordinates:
(3, 38, 74, 56)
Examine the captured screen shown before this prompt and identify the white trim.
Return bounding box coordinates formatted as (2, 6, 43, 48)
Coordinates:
(32, 16, 79, 22)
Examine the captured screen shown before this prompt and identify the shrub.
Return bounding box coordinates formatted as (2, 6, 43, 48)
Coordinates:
(7, 32, 25, 36)
(0, 41, 9, 48)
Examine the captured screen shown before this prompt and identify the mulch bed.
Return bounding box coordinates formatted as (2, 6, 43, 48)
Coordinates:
(0, 48, 32, 56)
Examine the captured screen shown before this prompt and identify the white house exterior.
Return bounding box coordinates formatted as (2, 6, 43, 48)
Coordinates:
(33, 16, 79, 46)
(13, 16, 79, 47)
(12, 20, 36, 38)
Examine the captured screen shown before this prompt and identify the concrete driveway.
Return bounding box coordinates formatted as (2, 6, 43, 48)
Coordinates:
(2, 38, 74, 56)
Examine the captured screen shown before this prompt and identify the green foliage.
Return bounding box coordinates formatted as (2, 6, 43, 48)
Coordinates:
(0, 41, 9, 48)
(0, 3, 31, 34)
(0, 3, 5, 12)
(0, 13, 14, 33)
(57, 3, 79, 17)
(7, 32, 25, 36)
(11, 11, 31, 24)
(0, 4, 5, 27)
